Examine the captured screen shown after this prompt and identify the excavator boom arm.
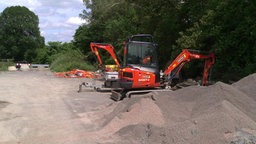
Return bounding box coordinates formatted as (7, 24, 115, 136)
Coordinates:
(90, 43, 121, 68)
(164, 49, 215, 85)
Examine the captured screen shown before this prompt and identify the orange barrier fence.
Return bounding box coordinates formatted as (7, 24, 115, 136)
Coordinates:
(55, 69, 100, 78)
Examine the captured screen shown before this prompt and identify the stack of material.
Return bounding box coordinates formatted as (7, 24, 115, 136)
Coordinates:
(79, 73, 256, 144)
(55, 69, 99, 78)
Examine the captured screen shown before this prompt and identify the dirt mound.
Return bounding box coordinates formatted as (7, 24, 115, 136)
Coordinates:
(115, 81, 256, 144)
(232, 73, 256, 101)
(78, 97, 164, 143)
(80, 73, 256, 144)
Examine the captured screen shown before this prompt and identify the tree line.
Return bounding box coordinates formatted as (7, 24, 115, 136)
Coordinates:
(73, 0, 256, 81)
(0, 6, 92, 72)
(0, 1, 255, 82)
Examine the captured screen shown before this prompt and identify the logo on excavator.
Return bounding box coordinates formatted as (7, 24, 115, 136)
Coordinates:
(138, 74, 150, 82)
(138, 79, 150, 82)
(177, 54, 186, 63)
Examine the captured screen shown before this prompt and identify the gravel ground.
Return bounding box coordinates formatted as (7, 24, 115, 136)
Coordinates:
(0, 70, 256, 144)
(0, 70, 113, 144)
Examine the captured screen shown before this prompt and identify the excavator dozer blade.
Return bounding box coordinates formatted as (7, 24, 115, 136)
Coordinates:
(77, 82, 85, 93)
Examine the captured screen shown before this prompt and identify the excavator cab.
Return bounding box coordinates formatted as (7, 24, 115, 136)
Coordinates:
(118, 35, 161, 89)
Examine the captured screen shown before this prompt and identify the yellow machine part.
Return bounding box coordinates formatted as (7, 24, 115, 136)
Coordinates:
(105, 65, 119, 71)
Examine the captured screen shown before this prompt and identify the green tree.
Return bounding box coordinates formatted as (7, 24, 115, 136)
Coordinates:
(175, 0, 256, 81)
(77, 0, 256, 82)
(73, 25, 94, 54)
(78, 0, 181, 67)
(0, 6, 44, 62)
(34, 42, 76, 64)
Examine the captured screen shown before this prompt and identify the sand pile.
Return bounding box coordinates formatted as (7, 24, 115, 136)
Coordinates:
(78, 97, 165, 143)
(80, 73, 256, 144)
(232, 73, 256, 101)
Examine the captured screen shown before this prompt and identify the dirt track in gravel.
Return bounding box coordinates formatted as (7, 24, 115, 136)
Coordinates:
(0, 70, 256, 144)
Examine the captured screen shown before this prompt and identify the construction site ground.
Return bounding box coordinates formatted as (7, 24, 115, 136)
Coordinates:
(0, 70, 256, 144)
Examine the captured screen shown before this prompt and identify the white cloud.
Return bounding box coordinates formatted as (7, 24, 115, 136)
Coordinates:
(1, 0, 30, 6)
(39, 0, 83, 9)
(0, 0, 87, 43)
(40, 31, 45, 37)
(27, 0, 42, 9)
(0, 0, 42, 11)
(67, 17, 86, 25)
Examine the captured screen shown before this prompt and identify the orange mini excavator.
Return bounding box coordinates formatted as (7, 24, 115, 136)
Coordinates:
(78, 34, 215, 99)
(111, 34, 215, 101)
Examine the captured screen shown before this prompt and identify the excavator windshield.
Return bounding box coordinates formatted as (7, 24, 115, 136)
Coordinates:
(125, 42, 158, 68)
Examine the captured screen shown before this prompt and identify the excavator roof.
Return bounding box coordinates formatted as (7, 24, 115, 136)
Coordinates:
(128, 34, 154, 43)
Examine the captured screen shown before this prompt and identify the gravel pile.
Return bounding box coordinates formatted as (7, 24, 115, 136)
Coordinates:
(80, 73, 256, 144)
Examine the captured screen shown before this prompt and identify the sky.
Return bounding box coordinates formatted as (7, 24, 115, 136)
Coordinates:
(0, 0, 88, 43)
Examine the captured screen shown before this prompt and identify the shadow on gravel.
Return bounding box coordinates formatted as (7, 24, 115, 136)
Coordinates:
(0, 101, 10, 110)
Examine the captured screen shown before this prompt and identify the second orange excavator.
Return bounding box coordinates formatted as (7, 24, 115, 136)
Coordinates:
(78, 43, 121, 92)
(90, 42, 121, 72)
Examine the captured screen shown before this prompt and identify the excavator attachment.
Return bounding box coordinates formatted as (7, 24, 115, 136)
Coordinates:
(163, 49, 215, 86)
(78, 82, 93, 92)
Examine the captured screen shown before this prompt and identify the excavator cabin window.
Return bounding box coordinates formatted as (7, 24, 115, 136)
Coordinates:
(125, 42, 158, 68)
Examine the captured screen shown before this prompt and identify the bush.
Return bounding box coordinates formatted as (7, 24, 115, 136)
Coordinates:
(0, 59, 14, 71)
(50, 49, 95, 72)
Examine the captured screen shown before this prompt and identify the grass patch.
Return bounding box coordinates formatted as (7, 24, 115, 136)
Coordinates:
(0, 61, 14, 71)
(50, 49, 95, 72)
